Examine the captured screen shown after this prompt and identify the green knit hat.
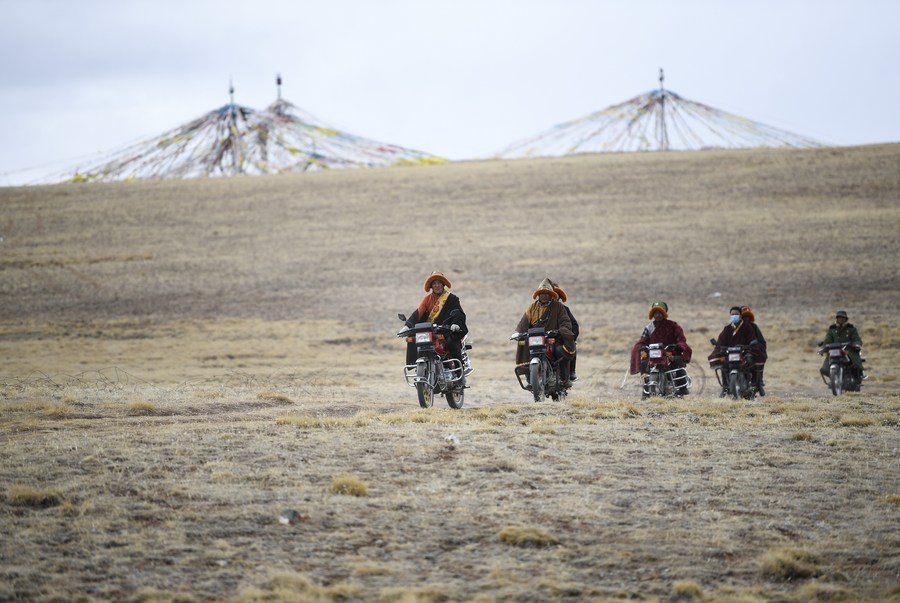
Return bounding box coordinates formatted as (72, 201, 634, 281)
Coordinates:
(649, 300, 669, 320)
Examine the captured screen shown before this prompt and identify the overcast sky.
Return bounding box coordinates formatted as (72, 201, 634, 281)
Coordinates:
(2, 0, 898, 185)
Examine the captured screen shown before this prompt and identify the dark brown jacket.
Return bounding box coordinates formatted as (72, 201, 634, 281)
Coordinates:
(515, 300, 575, 365)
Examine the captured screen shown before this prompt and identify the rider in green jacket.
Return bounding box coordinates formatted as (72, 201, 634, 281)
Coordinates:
(819, 310, 865, 379)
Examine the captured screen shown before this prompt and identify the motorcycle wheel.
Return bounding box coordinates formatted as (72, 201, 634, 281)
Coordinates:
(647, 371, 660, 397)
(416, 362, 434, 408)
(741, 373, 756, 400)
(530, 362, 543, 402)
(661, 372, 674, 397)
(830, 365, 842, 396)
(729, 371, 742, 399)
(445, 385, 464, 409)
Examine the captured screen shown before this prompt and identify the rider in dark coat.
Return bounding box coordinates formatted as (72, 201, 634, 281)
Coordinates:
(404, 272, 467, 368)
(709, 306, 767, 395)
(551, 280, 579, 380)
(515, 278, 576, 387)
(629, 301, 692, 375)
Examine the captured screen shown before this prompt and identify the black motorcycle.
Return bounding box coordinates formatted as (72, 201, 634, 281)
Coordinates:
(709, 338, 758, 400)
(510, 327, 568, 402)
(818, 341, 863, 396)
(398, 314, 472, 409)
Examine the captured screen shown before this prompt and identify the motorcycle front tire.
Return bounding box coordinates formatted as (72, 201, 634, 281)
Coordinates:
(647, 371, 660, 397)
(729, 371, 742, 399)
(416, 361, 435, 408)
(530, 361, 544, 402)
(830, 364, 843, 396)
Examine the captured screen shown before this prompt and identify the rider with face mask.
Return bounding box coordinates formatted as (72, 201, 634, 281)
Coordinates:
(514, 277, 576, 387)
(709, 306, 767, 396)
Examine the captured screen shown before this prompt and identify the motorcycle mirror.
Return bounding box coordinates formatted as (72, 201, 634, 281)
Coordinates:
(709, 338, 717, 346)
(398, 313, 407, 322)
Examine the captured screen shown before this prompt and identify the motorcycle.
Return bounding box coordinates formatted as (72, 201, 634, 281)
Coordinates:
(397, 313, 472, 409)
(510, 327, 569, 402)
(639, 342, 691, 398)
(708, 338, 757, 400)
(818, 341, 863, 396)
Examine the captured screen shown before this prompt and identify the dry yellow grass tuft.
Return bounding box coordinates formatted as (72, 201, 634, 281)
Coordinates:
(127, 399, 157, 414)
(7, 485, 67, 508)
(329, 474, 368, 497)
(41, 402, 73, 417)
(233, 572, 361, 603)
(794, 581, 858, 602)
(498, 526, 560, 548)
(133, 587, 197, 603)
(380, 586, 450, 603)
(759, 547, 821, 580)
(672, 580, 703, 599)
(840, 414, 876, 427)
(256, 390, 293, 403)
(792, 431, 814, 442)
(886, 494, 900, 505)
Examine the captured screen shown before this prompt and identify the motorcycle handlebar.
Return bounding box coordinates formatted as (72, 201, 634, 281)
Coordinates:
(398, 323, 451, 338)
(510, 330, 560, 341)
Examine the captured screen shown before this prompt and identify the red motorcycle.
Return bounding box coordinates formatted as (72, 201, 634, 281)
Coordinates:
(640, 343, 690, 398)
(398, 314, 472, 409)
(510, 327, 568, 402)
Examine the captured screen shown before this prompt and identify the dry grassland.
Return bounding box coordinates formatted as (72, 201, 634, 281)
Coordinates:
(1, 144, 899, 601)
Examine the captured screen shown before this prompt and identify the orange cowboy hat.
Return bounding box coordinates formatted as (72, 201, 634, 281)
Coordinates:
(423, 271, 452, 292)
(549, 279, 567, 303)
(532, 277, 559, 300)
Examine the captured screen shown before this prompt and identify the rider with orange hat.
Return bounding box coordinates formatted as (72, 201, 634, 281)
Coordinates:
(403, 272, 468, 370)
(629, 300, 692, 378)
(515, 277, 577, 387)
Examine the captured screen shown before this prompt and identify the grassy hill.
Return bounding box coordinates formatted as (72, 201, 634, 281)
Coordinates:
(1, 144, 898, 601)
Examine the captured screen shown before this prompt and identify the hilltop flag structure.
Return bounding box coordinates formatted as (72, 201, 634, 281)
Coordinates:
(65, 77, 444, 183)
(495, 69, 824, 158)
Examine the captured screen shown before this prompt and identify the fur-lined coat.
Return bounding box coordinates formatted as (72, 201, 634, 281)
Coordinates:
(629, 319, 692, 374)
(515, 300, 575, 366)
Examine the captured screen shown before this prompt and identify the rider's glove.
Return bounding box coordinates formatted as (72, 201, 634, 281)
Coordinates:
(450, 324, 460, 333)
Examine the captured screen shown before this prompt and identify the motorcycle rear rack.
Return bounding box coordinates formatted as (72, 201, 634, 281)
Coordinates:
(514, 364, 530, 391)
(642, 367, 691, 396)
(514, 360, 565, 393)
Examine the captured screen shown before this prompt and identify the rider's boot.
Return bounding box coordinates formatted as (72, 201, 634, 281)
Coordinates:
(756, 368, 766, 397)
